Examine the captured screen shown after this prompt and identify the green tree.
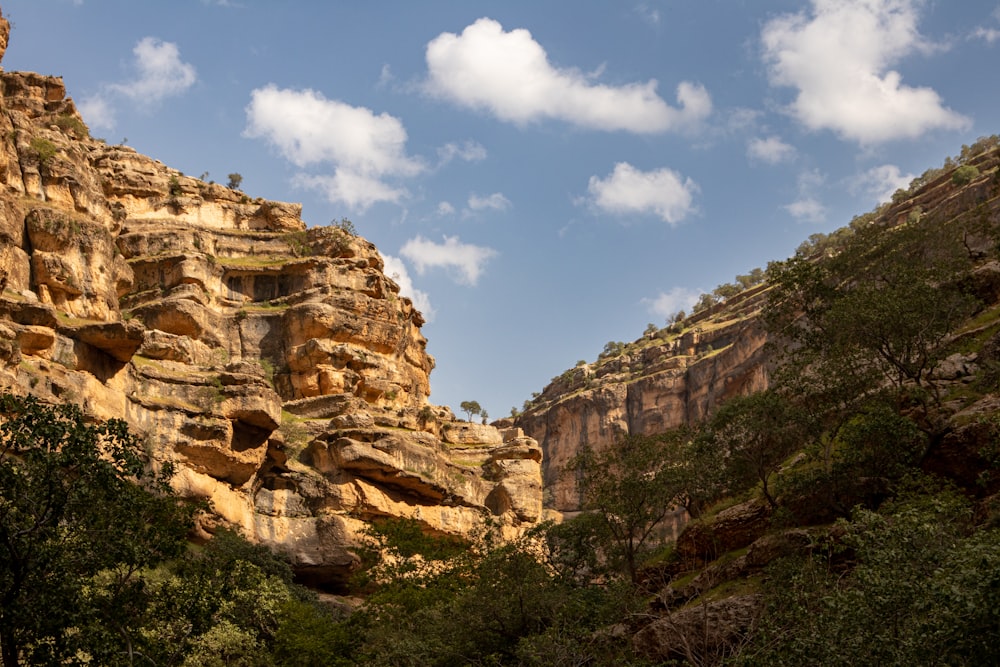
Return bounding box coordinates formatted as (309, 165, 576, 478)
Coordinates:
(571, 433, 688, 584)
(0, 394, 193, 667)
(741, 487, 1000, 666)
(227, 172, 243, 190)
(701, 389, 807, 508)
(951, 164, 980, 185)
(459, 400, 482, 422)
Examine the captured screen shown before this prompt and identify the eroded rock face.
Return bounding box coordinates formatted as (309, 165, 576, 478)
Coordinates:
(517, 291, 773, 511)
(0, 22, 543, 590)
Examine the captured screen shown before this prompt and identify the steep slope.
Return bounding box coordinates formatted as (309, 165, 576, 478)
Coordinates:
(517, 286, 772, 511)
(0, 13, 543, 589)
(518, 141, 1000, 514)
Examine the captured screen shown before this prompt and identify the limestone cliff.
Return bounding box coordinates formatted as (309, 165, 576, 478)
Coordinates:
(0, 14, 542, 589)
(517, 287, 772, 511)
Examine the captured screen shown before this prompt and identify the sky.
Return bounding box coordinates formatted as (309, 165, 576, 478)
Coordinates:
(2, 0, 999, 419)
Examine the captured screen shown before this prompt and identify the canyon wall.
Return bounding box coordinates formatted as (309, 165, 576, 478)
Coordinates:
(0, 15, 543, 589)
(516, 287, 773, 512)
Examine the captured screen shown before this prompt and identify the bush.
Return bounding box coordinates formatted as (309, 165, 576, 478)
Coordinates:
(952, 164, 980, 186)
(29, 137, 58, 166)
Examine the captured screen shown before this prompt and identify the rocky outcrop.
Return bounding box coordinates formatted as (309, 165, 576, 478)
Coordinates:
(0, 16, 543, 590)
(517, 288, 773, 511)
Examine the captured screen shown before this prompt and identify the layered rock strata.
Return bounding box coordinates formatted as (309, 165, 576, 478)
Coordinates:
(0, 13, 542, 589)
(517, 287, 773, 511)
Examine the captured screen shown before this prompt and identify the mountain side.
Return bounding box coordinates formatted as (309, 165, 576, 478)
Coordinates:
(517, 285, 772, 512)
(518, 140, 1000, 515)
(0, 14, 543, 590)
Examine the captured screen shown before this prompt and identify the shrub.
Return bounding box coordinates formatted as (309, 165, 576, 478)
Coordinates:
(53, 114, 88, 138)
(952, 164, 980, 186)
(29, 137, 58, 166)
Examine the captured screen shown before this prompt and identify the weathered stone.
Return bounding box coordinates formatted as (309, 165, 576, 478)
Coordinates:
(633, 595, 762, 664)
(517, 299, 773, 512)
(0, 32, 545, 589)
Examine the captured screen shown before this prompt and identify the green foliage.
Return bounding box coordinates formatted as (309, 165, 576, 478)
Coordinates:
(353, 520, 640, 666)
(29, 137, 57, 166)
(699, 389, 807, 508)
(52, 114, 88, 138)
(766, 212, 979, 431)
(598, 340, 626, 359)
(740, 488, 1000, 666)
(332, 216, 356, 235)
(227, 172, 243, 190)
(0, 394, 194, 666)
(459, 399, 482, 421)
(571, 433, 690, 583)
(952, 164, 980, 185)
(692, 292, 719, 313)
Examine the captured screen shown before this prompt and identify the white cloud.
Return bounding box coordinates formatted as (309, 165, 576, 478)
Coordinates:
(761, 0, 970, 143)
(971, 26, 1000, 44)
(436, 201, 456, 216)
(79, 37, 195, 129)
(747, 135, 797, 164)
(78, 95, 115, 130)
(784, 169, 827, 222)
(244, 85, 424, 211)
(424, 18, 711, 133)
(437, 140, 487, 166)
(785, 198, 826, 223)
(109, 37, 197, 105)
(643, 287, 700, 319)
(399, 235, 498, 286)
(855, 164, 915, 203)
(586, 162, 698, 224)
(292, 172, 408, 211)
(467, 192, 511, 212)
(382, 254, 434, 322)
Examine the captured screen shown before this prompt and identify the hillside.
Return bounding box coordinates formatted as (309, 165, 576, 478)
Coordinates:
(517, 141, 1000, 515)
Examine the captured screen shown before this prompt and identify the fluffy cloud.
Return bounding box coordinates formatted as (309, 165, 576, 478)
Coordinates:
(855, 164, 915, 203)
(110, 37, 197, 105)
(424, 18, 711, 133)
(79, 37, 196, 130)
(643, 287, 700, 319)
(586, 162, 698, 224)
(382, 254, 434, 321)
(785, 198, 826, 223)
(467, 192, 511, 212)
(971, 26, 1000, 44)
(244, 85, 424, 210)
(761, 0, 969, 143)
(78, 95, 115, 130)
(747, 135, 797, 164)
(399, 235, 498, 286)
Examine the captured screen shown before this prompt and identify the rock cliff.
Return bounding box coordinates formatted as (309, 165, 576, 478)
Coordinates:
(0, 13, 542, 589)
(517, 287, 772, 512)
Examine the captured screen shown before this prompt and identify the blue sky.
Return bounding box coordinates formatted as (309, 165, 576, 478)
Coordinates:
(3, 0, 999, 419)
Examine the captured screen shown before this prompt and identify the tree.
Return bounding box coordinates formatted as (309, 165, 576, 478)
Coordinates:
(570, 433, 688, 584)
(0, 394, 193, 667)
(701, 390, 807, 508)
(227, 172, 243, 190)
(459, 400, 482, 422)
(741, 488, 1000, 666)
